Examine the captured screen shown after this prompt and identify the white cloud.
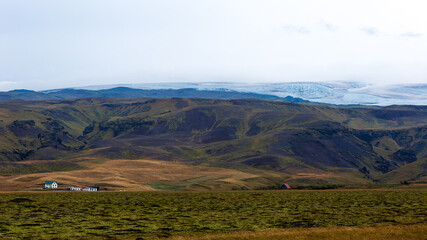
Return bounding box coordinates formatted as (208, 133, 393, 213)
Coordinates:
(0, 81, 16, 89)
(282, 25, 310, 34)
(361, 27, 380, 36)
(399, 32, 423, 38)
(319, 20, 339, 32)
(0, 0, 426, 91)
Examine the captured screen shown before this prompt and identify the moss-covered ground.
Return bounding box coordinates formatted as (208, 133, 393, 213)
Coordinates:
(0, 190, 426, 239)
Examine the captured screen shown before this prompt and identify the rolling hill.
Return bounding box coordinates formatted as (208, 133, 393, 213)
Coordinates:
(0, 97, 426, 190)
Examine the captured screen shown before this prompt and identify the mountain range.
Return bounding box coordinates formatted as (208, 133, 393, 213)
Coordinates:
(0, 97, 426, 190)
(1, 87, 307, 104)
(1, 81, 426, 106)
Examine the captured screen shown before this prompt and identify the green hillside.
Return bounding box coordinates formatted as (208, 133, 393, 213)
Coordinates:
(0, 98, 426, 187)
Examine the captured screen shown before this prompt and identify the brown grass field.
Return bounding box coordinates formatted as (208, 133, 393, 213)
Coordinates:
(168, 224, 427, 240)
(0, 158, 280, 191)
(1, 158, 425, 192)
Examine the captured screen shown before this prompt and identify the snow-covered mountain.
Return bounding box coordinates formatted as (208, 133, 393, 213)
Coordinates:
(71, 81, 427, 106)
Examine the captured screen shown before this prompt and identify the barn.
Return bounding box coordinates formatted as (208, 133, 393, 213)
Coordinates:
(281, 183, 292, 189)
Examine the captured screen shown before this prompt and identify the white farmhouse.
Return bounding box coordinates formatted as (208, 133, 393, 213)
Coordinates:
(45, 181, 58, 189)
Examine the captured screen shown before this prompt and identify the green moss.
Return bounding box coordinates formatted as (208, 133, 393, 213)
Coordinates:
(0, 190, 426, 239)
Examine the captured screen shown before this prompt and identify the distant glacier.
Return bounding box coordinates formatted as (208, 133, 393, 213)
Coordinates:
(74, 81, 427, 106)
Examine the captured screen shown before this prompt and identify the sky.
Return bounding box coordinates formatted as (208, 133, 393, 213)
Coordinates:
(0, 0, 427, 91)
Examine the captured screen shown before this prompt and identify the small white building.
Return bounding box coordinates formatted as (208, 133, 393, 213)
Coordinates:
(45, 181, 58, 189)
(70, 186, 81, 191)
(82, 186, 98, 191)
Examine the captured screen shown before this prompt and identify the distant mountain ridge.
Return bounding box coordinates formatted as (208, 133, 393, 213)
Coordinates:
(2, 81, 426, 105)
(70, 81, 427, 105)
(0, 87, 308, 103)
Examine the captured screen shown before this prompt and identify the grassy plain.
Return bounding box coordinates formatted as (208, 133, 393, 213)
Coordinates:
(171, 224, 427, 240)
(0, 190, 426, 239)
(0, 159, 281, 191)
(0, 158, 379, 192)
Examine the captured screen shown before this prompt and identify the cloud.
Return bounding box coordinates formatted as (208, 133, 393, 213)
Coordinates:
(361, 27, 379, 36)
(319, 20, 339, 31)
(0, 81, 16, 90)
(400, 32, 423, 38)
(1, 1, 427, 89)
(282, 25, 310, 34)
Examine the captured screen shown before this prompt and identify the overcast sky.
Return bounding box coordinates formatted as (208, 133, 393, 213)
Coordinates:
(0, 0, 426, 91)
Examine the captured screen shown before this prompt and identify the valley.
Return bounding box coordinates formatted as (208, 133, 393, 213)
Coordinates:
(0, 97, 426, 190)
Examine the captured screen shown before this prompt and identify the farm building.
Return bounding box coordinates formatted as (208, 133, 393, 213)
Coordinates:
(69, 184, 99, 191)
(281, 183, 292, 189)
(45, 181, 58, 189)
(82, 185, 98, 191)
(69, 186, 81, 191)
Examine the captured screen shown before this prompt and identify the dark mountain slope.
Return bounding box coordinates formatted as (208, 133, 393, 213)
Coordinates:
(1, 87, 308, 103)
(0, 98, 426, 184)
